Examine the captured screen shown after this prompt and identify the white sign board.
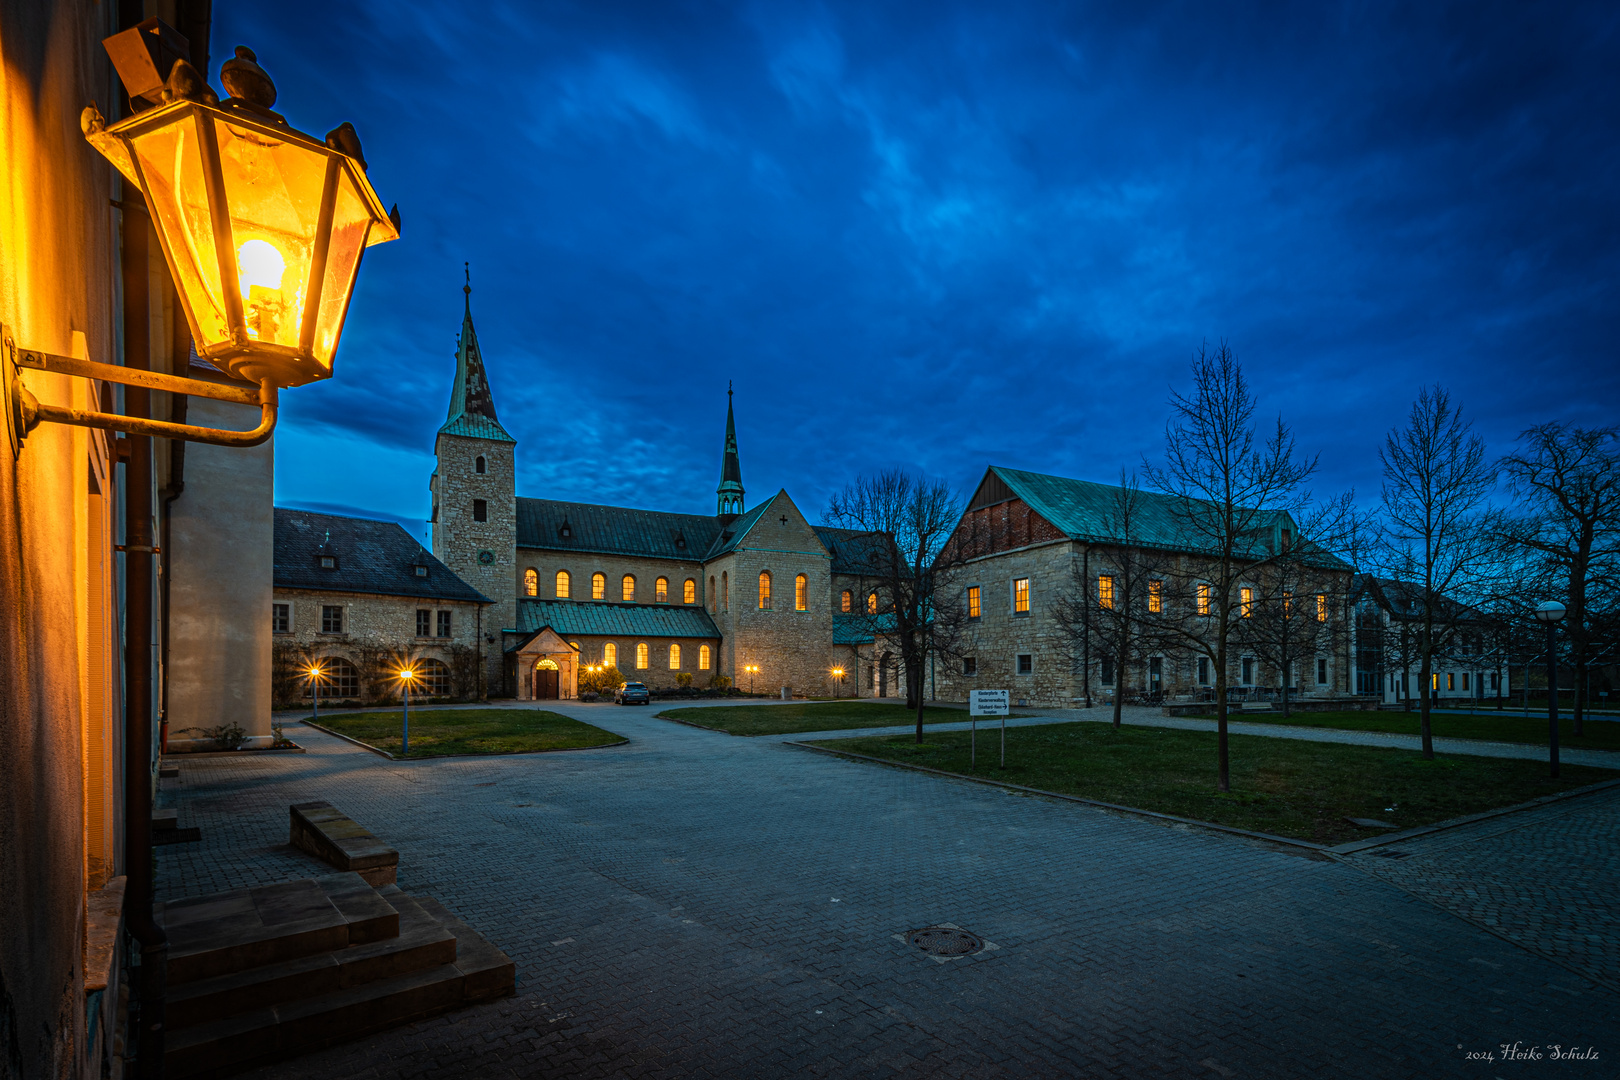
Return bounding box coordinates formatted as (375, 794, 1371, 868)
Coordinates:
(970, 689, 1009, 716)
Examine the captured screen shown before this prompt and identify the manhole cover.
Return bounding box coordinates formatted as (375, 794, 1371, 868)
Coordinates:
(908, 927, 983, 957)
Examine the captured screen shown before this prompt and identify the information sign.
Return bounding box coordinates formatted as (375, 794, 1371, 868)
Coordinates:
(969, 689, 1009, 716)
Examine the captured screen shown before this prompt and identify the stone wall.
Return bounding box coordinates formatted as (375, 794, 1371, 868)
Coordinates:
(432, 433, 515, 693)
(518, 547, 709, 609)
(268, 587, 488, 710)
(567, 633, 722, 691)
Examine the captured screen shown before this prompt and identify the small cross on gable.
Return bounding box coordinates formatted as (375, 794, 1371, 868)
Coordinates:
(779, 515, 789, 526)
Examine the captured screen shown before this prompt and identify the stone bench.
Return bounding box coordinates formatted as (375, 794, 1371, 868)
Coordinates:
(289, 801, 398, 886)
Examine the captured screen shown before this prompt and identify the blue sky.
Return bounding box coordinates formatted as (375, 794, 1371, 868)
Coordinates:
(215, 1, 1620, 542)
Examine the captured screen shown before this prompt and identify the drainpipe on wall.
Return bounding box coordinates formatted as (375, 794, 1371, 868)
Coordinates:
(1082, 544, 1092, 708)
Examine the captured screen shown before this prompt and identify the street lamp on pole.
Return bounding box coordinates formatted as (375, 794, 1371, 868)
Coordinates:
(1534, 601, 1566, 778)
(398, 667, 417, 757)
(306, 663, 325, 722)
(830, 667, 845, 699)
(744, 664, 759, 694)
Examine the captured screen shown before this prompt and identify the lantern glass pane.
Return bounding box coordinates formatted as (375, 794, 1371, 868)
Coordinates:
(212, 116, 329, 351)
(128, 116, 231, 347)
(312, 166, 373, 368)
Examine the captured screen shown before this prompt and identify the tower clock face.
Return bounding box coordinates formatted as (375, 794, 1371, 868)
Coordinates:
(478, 550, 496, 565)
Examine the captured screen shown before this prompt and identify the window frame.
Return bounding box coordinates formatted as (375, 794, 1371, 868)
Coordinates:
(1196, 583, 1211, 616)
(841, 589, 853, 613)
(603, 642, 617, 667)
(699, 644, 711, 670)
(556, 570, 571, 598)
(1016, 652, 1033, 676)
(622, 575, 636, 603)
(524, 568, 538, 596)
(1013, 577, 1030, 616)
(415, 608, 432, 638)
(669, 643, 681, 669)
(437, 610, 452, 639)
(683, 578, 696, 604)
(758, 571, 772, 610)
(1097, 574, 1114, 610)
(967, 585, 981, 620)
(272, 602, 290, 635)
(962, 656, 977, 676)
(1240, 586, 1254, 618)
(655, 576, 669, 603)
(1148, 580, 1163, 614)
(1316, 593, 1328, 623)
(794, 574, 808, 612)
(321, 604, 344, 634)
(592, 572, 606, 600)
(1316, 658, 1328, 685)
(473, 498, 488, 522)
(635, 642, 650, 669)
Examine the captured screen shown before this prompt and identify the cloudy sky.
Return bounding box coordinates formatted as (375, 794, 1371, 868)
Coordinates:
(214, 1, 1620, 541)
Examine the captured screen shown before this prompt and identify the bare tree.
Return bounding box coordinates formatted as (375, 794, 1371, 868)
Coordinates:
(1498, 424, 1620, 735)
(1053, 472, 1169, 728)
(826, 469, 967, 743)
(1374, 385, 1500, 758)
(1141, 342, 1318, 792)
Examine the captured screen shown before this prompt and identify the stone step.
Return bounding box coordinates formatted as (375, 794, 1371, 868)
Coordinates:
(161, 873, 399, 985)
(163, 894, 516, 1080)
(289, 801, 399, 886)
(165, 889, 455, 1030)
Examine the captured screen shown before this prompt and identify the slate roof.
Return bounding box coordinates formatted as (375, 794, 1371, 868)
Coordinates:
(703, 499, 775, 559)
(832, 613, 892, 645)
(274, 509, 491, 603)
(516, 498, 724, 559)
(511, 599, 721, 644)
(814, 527, 896, 575)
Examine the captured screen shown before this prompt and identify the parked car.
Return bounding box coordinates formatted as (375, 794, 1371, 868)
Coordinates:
(614, 682, 651, 705)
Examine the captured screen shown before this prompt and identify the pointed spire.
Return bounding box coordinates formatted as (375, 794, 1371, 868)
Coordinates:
(716, 381, 745, 516)
(439, 264, 514, 443)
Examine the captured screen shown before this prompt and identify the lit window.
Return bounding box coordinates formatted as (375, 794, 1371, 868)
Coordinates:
(795, 574, 808, 611)
(1098, 575, 1114, 610)
(524, 568, 538, 596)
(1197, 583, 1210, 615)
(556, 570, 571, 598)
(684, 578, 696, 604)
(603, 642, 617, 667)
(699, 644, 711, 669)
(1447, 672, 1455, 691)
(272, 603, 290, 634)
(1316, 593, 1327, 622)
(758, 571, 772, 609)
(437, 611, 451, 638)
(1017, 653, 1033, 675)
(416, 609, 431, 637)
(867, 592, 878, 615)
(592, 573, 606, 600)
(841, 590, 853, 613)
(656, 577, 669, 603)
(670, 643, 681, 669)
(622, 575, 636, 602)
(473, 499, 487, 522)
(475, 455, 486, 474)
(1283, 591, 1293, 618)
(636, 642, 649, 669)
(321, 605, 343, 633)
(1148, 580, 1163, 614)
(1432, 672, 1440, 691)
(1014, 578, 1030, 615)
(1240, 587, 1254, 618)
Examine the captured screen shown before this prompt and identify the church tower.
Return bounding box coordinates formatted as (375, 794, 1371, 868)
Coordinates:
(429, 269, 516, 696)
(716, 385, 745, 517)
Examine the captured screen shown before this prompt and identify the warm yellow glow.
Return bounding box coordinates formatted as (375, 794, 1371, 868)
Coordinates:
(399, 668, 416, 680)
(831, 668, 844, 678)
(307, 666, 323, 678)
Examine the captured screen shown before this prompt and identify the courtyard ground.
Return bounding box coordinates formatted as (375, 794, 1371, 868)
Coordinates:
(162, 702, 1618, 1079)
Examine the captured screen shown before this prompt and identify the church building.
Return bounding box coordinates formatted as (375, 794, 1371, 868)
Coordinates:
(428, 283, 898, 700)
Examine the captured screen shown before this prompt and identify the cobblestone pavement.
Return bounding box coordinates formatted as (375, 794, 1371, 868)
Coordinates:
(159, 704, 1617, 1079)
(1338, 785, 1620, 993)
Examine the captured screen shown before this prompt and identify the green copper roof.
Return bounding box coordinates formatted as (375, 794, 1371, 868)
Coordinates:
(439, 280, 514, 443)
(512, 599, 721, 641)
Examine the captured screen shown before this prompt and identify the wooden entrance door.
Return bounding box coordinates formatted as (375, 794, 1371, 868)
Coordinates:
(536, 667, 560, 699)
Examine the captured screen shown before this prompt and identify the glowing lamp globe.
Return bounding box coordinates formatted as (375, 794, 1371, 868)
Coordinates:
(84, 45, 399, 389)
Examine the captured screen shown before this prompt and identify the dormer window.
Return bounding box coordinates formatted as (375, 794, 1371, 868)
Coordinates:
(319, 555, 336, 569)
(414, 565, 429, 578)
(559, 519, 572, 539)
(675, 531, 686, 549)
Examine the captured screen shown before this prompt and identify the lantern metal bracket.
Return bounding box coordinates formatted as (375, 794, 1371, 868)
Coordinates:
(3, 326, 277, 450)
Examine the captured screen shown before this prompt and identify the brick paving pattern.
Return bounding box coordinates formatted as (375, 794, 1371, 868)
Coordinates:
(157, 704, 1618, 1079)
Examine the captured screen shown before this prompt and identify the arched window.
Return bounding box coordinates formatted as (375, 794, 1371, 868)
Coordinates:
(684, 578, 696, 604)
(669, 643, 681, 669)
(622, 575, 636, 602)
(699, 644, 711, 670)
(475, 455, 486, 474)
(795, 574, 808, 611)
(635, 642, 649, 669)
(841, 590, 852, 613)
(655, 577, 669, 603)
(592, 572, 606, 600)
(709, 576, 716, 611)
(524, 568, 538, 596)
(418, 657, 452, 697)
(758, 571, 772, 609)
(305, 656, 360, 699)
(603, 642, 617, 667)
(555, 570, 571, 598)
(867, 592, 878, 614)
(722, 572, 728, 611)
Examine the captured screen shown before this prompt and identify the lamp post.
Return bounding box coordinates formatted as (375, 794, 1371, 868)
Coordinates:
(1535, 601, 1566, 778)
(831, 667, 845, 699)
(307, 663, 325, 722)
(744, 664, 759, 694)
(398, 667, 416, 757)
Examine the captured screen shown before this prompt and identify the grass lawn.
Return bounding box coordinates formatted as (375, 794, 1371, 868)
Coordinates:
(1201, 709, 1620, 752)
(810, 722, 1616, 845)
(659, 702, 1004, 737)
(307, 709, 623, 759)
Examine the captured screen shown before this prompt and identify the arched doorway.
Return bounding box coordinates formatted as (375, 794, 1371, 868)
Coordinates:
(534, 658, 560, 700)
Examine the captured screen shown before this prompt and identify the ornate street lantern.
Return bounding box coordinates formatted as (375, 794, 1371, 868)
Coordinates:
(85, 44, 399, 389)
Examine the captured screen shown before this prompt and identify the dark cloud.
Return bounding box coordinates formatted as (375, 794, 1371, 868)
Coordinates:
(218, 1, 1620, 522)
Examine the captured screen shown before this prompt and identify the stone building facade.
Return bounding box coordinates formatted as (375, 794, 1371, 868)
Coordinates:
(272, 509, 492, 708)
(426, 288, 897, 699)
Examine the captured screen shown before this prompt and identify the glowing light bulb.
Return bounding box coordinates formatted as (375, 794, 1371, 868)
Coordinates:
(238, 238, 287, 340)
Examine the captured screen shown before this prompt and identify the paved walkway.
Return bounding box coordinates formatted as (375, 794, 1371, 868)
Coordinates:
(158, 704, 1617, 1079)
